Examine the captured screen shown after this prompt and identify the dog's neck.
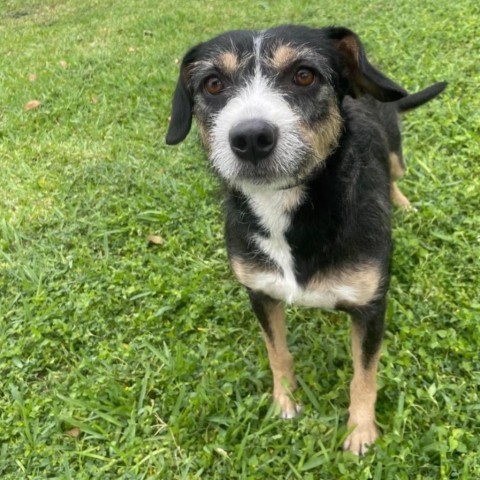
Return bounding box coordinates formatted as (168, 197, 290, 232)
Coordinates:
(238, 183, 305, 244)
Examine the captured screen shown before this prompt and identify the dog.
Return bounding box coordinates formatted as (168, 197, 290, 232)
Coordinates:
(165, 25, 446, 454)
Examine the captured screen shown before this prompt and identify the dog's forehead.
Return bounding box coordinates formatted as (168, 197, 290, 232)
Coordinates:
(194, 26, 332, 75)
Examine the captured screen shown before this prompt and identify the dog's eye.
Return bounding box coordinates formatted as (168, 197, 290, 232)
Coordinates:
(293, 68, 316, 87)
(204, 76, 224, 95)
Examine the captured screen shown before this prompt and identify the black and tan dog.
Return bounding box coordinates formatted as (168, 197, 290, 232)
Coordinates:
(165, 25, 446, 454)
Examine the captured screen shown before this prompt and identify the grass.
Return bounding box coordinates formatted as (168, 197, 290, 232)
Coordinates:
(0, 0, 479, 478)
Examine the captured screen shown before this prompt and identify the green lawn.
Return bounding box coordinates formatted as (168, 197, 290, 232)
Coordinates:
(1, 0, 479, 478)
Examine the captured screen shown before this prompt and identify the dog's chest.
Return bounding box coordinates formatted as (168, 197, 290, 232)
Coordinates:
(236, 187, 379, 308)
(247, 188, 300, 302)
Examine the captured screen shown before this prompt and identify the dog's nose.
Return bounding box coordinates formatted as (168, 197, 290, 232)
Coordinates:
(229, 120, 278, 163)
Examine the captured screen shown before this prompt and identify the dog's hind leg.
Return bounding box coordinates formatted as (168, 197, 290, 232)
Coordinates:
(343, 299, 386, 455)
(248, 290, 301, 419)
(390, 152, 412, 209)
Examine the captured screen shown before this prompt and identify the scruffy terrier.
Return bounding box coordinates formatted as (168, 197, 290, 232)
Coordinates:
(166, 25, 446, 454)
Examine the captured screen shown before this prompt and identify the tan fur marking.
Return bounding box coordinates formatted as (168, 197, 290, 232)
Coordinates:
(270, 44, 299, 70)
(389, 152, 412, 209)
(391, 183, 412, 209)
(389, 152, 405, 181)
(344, 322, 380, 454)
(338, 35, 360, 65)
(232, 257, 381, 308)
(230, 258, 266, 286)
(230, 257, 268, 289)
(197, 121, 211, 152)
(309, 262, 381, 307)
(335, 35, 366, 96)
(218, 51, 239, 75)
(301, 100, 343, 167)
(261, 302, 300, 418)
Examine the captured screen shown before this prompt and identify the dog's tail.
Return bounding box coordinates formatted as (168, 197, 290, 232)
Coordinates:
(396, 81, 447, 113)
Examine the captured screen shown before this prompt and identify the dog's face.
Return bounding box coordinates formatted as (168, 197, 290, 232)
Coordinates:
(166, 26, 406, 189)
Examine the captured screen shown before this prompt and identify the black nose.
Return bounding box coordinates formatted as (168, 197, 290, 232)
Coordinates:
(229, 120, 278, 163)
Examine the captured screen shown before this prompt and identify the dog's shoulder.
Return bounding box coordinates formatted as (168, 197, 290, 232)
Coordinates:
(336, 96, 393, 189)
(342, 96, 390, 150)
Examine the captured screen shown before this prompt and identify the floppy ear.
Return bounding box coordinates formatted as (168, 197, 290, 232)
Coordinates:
(327, 27, 407, 102)
(165, 47, 198, 145)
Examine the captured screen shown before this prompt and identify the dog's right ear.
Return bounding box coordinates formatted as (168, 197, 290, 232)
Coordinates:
(165, 47, 198, 145)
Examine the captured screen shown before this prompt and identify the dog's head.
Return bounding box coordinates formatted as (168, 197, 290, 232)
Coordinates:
(166, 26, 407, 189)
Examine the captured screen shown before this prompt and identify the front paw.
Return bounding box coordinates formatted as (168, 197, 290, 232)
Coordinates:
(274, 392, 302, 419)
(343, 421, 379, 455)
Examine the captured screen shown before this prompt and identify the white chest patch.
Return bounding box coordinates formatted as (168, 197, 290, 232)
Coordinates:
(242, 185, 302, 303)
(233, 186, 381, 308)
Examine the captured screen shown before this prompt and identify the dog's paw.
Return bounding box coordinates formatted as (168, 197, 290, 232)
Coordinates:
(274, 393, 302, 419)
(391, 184, 416, 211)
(343, 422, 379, 455)
(398, 201, 417, 212)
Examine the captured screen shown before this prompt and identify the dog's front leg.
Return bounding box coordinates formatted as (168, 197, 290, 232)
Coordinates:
(344, 299, 386, 455)
(248, 290, 301, 419)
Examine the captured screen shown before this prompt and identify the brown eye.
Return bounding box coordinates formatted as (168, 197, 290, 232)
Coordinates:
(204, 76, 224, 95)
(293, 68, 315, 87)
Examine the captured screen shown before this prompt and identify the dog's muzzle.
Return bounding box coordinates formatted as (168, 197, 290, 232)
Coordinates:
(229, 119, 278, 164)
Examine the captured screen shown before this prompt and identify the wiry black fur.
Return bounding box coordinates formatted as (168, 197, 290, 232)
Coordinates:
(166, 23, 446, 378)
(225, 99, 392, 285)
(396, 81, 447, 112)
(224, 94, 394, 365)
(166, 25, 408, 145)
(165, 24, 446, 452)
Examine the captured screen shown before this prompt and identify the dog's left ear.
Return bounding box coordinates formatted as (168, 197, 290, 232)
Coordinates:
(328, 27, 407, 102)
(165, 47, 199, 145)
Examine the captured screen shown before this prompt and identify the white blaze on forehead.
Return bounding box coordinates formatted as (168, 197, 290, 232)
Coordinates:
(253, 32, 264, 74)
(210, 34, 308, 184)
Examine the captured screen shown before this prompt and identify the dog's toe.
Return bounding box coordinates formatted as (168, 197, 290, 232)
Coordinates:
(280, 403, 303, 419)
(275, 393, 302, 419)
(343, 422, 378, 455)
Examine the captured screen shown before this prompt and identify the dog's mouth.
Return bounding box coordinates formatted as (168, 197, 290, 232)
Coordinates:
(222, 150, 310, 188)
(227, 162, 300, 186)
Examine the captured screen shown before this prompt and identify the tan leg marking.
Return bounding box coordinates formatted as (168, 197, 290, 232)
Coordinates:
(262, 302, 301, 419)
(389, 152, 405, 181)
(343, 322, 380, 455)
(391, 182, 412, 209)
(389, 152, 412, 209)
